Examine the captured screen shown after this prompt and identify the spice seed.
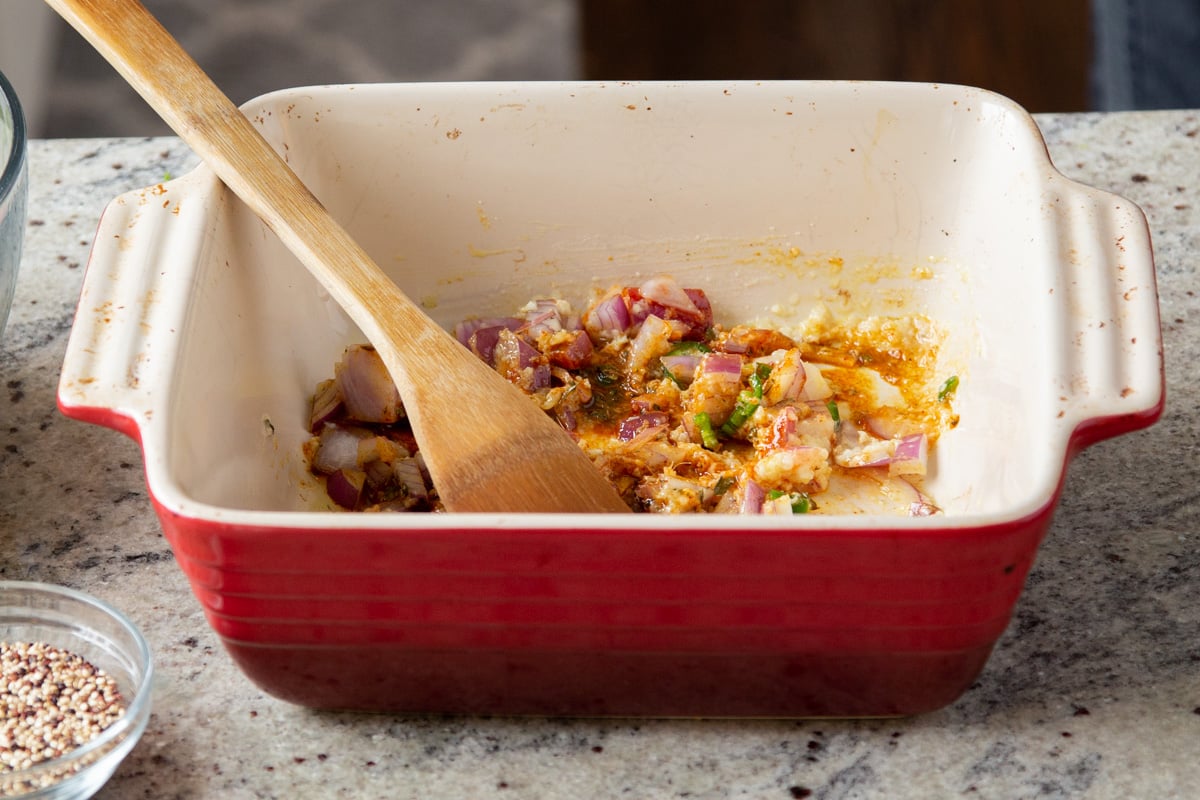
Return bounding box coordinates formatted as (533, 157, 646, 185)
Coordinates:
(1, 640, 126, 790)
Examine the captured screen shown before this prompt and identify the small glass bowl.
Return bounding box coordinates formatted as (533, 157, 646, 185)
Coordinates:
(0, 581, 153, 799)
(1, 67, 28, 338)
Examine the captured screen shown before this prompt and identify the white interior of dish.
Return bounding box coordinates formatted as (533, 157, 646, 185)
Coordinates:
(96, 81, 1158, 524)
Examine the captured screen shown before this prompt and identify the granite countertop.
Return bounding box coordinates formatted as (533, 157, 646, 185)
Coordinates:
(1, 111, 1197, 799)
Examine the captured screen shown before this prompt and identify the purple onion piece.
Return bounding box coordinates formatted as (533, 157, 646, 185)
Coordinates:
(335, 345, 404, 424)
(326, 468, 367, 510)
(660, 354, 701, 383)
(455, 316, 523, 346)
(740, 479, 765, 514)
(309, 378, 343, 433)
(530, 363, 553, 390)
(525, 299, 564, 337)
(493, 329, 542, 372)
(683, 288, 712, 324)
(618, 411, 670, 441)
(701, 352, 743, 378)
(588, 293, 631, 335)
(394, 458, 429, 502)
(639, 275, 701, 315)
(312, 424, 370, 474)
(551, 329, 594, 369)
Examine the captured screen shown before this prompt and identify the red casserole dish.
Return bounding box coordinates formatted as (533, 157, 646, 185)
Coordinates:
(58, 81, 1163, 716)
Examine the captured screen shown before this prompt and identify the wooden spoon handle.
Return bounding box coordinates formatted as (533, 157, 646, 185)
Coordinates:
(44, 0, 431, 360)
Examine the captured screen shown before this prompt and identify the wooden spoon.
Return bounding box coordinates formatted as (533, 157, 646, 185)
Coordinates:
(47, 0, 629, 513)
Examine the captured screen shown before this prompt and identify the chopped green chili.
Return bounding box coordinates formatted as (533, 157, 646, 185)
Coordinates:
(937, 375, 960, 403)
(720, 390, 759, 437)
(694, 412, 719, 449)
(767, 489, 812, 513)
(713, 475, 733, 496)
(826, 400, 840, 424)
(748, 362, 771, 399)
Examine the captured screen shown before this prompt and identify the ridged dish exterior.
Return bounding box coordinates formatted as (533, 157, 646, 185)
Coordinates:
(154, 499, 1053, 716)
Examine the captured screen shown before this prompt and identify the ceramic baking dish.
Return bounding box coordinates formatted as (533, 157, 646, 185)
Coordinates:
(58, 81, 1162, 717)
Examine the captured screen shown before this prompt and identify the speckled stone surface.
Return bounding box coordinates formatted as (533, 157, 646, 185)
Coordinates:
(0, 111, 1197, 799)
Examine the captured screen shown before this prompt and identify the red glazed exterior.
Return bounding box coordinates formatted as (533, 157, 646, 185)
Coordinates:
(147, 494, 1057, 716)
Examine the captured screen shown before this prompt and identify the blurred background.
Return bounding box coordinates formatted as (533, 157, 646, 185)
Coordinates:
(1, 0, 1198, 139)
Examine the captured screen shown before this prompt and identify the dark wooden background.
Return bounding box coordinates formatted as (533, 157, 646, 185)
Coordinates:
(580, 0, 1092, 112)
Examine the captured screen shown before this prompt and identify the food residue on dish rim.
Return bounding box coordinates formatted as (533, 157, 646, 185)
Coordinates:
(300, 270, 959, 516)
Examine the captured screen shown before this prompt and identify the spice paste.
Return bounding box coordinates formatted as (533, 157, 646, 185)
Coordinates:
(304, 275, 957, 514)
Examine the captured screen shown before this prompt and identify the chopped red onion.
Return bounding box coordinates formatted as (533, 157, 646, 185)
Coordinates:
(899, 477, 941, 516)
(363, 458, 395, 487)
(660, 353, 702, 383)
(584, 292, 631, 337)
(888, 433, 928, 476)
(393, 457, 429, 502)
(762, 349, 806, 405)
(326, 468, 367, 510)
(357, 435, 408, 468)
(546, 329, 594, 369)
(627, 278, 712, 339)
(308, 378, 343, 433)
(798, 363, 833, 401)
(335, 345, 404, 424)
(639, 275, 701, 316)
(524, 299, 566, 338)
(686, 352, 744, 426)
(701, 352, 743, 378)
(312, 424, 371, 474)
(454, 316, 522, 347)
(683, 288, 712, 324)
(740, 479, 765, 514)
(618, 412, 670, 441)
(492, 328, 541, 373)
(530, 363, 553, 390)
(627, 315, 680, 378)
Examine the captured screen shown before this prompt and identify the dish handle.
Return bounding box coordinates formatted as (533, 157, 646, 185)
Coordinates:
(57, 181, 204, 441)
(1055, 184, 1165, 455)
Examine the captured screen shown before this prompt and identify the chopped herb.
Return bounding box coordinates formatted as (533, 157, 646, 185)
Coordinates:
(937, 375, 960, 403)
(581, 364, 623, 422)
(592, 365, 620, 386)
(162, 170, 173, 181)
(694, 412, 719, 449)
(713, 475, 733, 496)
(666, 341, 711, 356)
